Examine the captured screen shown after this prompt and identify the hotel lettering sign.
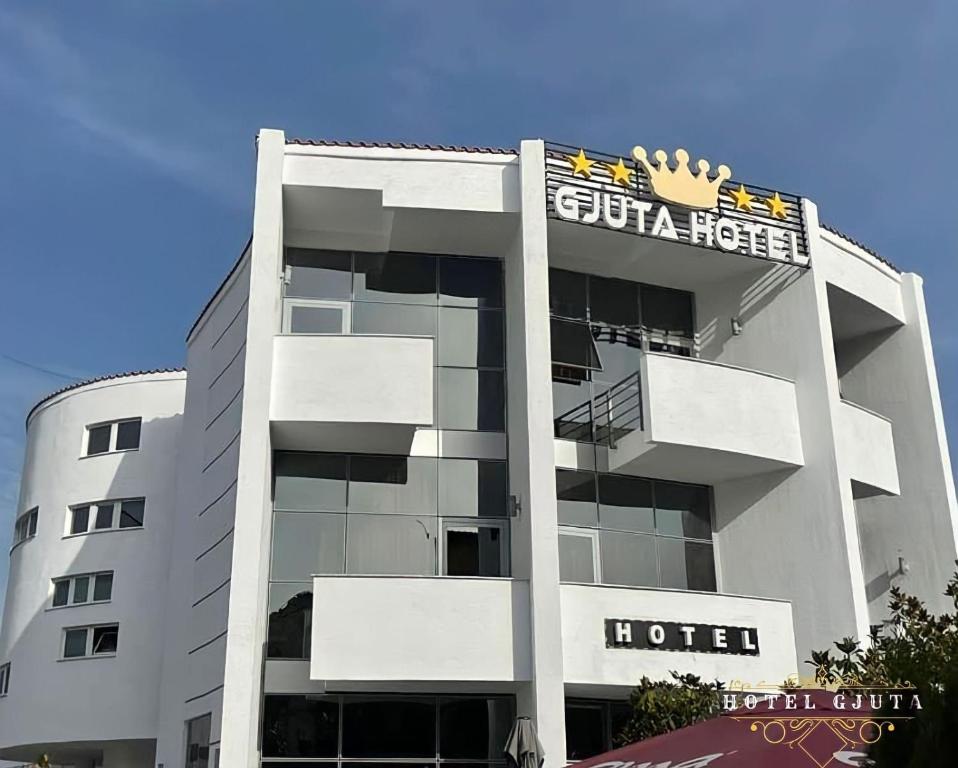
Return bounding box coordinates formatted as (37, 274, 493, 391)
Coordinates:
(605, 618, 760, 656)
(545, 141, 810, 267)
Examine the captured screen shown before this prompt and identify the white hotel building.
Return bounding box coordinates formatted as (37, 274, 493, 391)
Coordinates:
(1, 130, 956, 768)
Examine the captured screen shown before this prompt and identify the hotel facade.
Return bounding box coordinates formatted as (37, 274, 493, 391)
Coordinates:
(1, 130, 956, 768)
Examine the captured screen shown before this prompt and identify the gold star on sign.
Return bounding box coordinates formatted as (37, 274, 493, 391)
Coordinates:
(566, 148, 595, 178)
(728, 184, 754, 212)
(604, 157, 633, 187)
(764, 192, 788, 220)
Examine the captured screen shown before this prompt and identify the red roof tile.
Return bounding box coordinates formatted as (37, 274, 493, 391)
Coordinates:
(286, 137, 517, 155)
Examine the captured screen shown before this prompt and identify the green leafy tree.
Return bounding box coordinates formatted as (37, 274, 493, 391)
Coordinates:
(615, 671, 724, 746)
(807, 565, 958, 766)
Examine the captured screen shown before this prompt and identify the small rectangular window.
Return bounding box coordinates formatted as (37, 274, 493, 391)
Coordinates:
(94, 504, 114, 529)
(51, 572, 113, 608)
(115, 418, 141, 450)
(12, 507, 39, 546)
(93, 572, 113, 602)
(71, 506, 90, 535)
(119, 498, 145, 528)
(72, 575, 90, 604)
(52, 580, 70, 607)
(86, 424, 112, 455)
(0, 663, 9, 696)
(92, 625, 118, 655)
(63, 628, 88, 658)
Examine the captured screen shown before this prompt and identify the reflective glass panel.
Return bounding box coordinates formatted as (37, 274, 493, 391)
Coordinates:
(286, 249, 352, 300)
(274, 453, 347, 512)
(438, 459, 508, 518)
(599, 530, 657, 587)
(354, 252, 437, 304)
(290, 305, 346, 334)
(439, 697, 514, 758)
(92, 625, 118, 654)
(345, 515, 437, 575)
(52, 580, 70, 607)
(640, 284, 694, 336)
(438, 308, 504, 368)
(598, 475, 654, 533)
(94, 503, 114, 529)
(558, 533, 596, 583)
(439, 256, 503, 308)
(590, 276, 639, 327)
(658, 538, 716, 592)
(550, 319, 600, 370)
(267, 583, 313, 659)
(654, 482, 711, 539)
(352, 302, 437, 339)
(556, 470, 597, 527)
(262, 694, 339, 757)
(270, 512, 345, 581)
(342, 697, 436, 757)
(438, 369, 504, 431)
(348, 456, 438, 516)
(549, 269, 587, 320)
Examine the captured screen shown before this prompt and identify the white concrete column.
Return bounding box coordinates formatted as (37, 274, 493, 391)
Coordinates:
(507, 140, 566, 766)
(219, 127, 286, 767)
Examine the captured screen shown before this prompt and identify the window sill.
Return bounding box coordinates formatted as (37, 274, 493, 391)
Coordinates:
(78, 448, 140, 460)
(46, 600, 112, 612)
(62, 527, 144, 540)
(58, 653, 117, 662)
(9, 536, 36, 554)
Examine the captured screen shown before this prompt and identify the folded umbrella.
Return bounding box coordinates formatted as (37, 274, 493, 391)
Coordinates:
(504, 715, 546, 768)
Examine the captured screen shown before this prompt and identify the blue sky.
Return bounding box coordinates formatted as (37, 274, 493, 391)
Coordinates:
(1, 1, 956, 601)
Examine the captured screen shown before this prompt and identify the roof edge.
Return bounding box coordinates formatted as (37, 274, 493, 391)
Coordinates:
(26, 368, 187, 428)
(186, 235, 253, 343)
(820, 223, 901, 274)
(286, 137, 517, 155)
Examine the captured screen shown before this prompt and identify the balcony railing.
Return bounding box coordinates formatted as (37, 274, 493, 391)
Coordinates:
(554, 370, 643, 448)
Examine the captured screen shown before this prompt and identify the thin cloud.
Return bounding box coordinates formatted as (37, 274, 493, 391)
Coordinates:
(0, 7, 246, 209)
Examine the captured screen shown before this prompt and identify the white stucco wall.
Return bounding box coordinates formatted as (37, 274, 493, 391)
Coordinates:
(310, 576, 531, 682)
(836, 400, 900, 496)
(0, 372, 185, 763)
(270, 334, 434, 425)
(560, 584, 796, 689)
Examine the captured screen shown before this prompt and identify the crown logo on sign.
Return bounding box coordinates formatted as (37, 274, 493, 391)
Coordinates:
(631, 146, 732, 210)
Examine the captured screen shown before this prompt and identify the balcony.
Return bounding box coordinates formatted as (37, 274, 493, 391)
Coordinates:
(556, 353, 804, 484)
(309, 575, 531, 683)
(561, 584, 796, 692)
(837, 399, 899, 497)
(270, 334, 434, 453)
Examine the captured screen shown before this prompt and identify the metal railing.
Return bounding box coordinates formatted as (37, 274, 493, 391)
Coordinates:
(554, 370, 643, 448)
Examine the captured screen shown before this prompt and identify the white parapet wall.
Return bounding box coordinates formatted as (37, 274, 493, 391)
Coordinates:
(310, 575, 532, 683)
(836, 399, 900, 496)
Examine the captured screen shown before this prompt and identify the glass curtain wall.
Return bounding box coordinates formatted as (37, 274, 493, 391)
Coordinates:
(549, 268, 694, 441)
(267, 452, 510, 659)
(283, 249, 505, 432)
(262, 694, 515, 768)
(556, 469, 716, 592)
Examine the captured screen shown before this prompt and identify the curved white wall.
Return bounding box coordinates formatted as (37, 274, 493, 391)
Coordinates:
(0, 372, 185, 761)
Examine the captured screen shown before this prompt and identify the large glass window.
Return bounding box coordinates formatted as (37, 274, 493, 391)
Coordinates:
(185, 713, 213, 768)
(565, 699, 631, 761)
(282, 249, 506, 433)
(262, 694, 514, 767)
(268, 453, 511, 658)
(556, 470, 716, 592)
(69, 498, 145, 535)
(549, 268, 694, 443)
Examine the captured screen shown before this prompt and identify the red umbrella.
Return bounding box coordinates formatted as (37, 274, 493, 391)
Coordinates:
(572, 691, 889, 768)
